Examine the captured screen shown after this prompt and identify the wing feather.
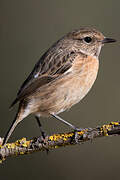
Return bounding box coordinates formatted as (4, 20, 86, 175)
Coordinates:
(10, 49, 77, 108)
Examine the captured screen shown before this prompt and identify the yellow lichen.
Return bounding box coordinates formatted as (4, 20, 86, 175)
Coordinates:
(49, 133, 74, 141)
(6, 143, 16, 149)
(49, 136, 54, 141)
(77, 130, 87, 135)
(20, 152, 24, 155)
(14, 138, 30, 147)
(110, 122, 119, 126)
(100, 124, 112, 136)
(49, 131, 85, 142)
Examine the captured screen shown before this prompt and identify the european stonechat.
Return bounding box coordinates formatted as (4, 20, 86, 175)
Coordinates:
(3, 27, 116, 145)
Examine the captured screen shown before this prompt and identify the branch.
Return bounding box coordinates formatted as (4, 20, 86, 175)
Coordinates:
(0, 121, 120, 163)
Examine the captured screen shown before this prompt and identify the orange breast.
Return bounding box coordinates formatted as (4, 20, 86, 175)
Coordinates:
(56, 55, 99, 111)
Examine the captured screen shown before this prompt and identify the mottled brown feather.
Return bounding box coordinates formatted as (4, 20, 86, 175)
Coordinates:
(10, 51, 82, 107)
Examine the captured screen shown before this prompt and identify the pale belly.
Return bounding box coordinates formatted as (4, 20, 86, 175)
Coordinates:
(54, 68, 98, 114)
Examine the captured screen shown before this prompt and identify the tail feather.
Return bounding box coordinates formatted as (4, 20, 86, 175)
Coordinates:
(3, 113, 20, 145)
(3, 103, 23, 145)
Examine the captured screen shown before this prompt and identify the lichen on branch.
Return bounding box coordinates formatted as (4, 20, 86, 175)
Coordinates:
(0, 121, 120, 163)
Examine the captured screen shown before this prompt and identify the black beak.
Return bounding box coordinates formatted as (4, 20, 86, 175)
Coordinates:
(102, 38, 116, 44)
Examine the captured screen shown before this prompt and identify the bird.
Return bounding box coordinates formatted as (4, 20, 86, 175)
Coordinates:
(3, 27, 116, 145)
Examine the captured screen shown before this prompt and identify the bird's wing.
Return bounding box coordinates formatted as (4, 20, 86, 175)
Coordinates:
(10, 49, 79, 108)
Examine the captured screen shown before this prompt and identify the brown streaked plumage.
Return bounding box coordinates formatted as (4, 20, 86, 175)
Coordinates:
(3, 27, 116, 144)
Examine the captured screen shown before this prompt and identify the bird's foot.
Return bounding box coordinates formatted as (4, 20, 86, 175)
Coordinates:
(72, 128, 85, 144)
(37, 133, 49, 154)
(73, 127, 93, 144)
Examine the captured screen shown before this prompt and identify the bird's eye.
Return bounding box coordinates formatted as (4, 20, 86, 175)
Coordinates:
(84, 36, 92, 43)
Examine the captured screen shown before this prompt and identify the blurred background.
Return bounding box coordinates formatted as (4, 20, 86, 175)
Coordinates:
(0, 0, 120, 179)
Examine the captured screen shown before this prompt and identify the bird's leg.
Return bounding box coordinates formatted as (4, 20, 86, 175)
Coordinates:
(51, 114, 84, 143)
(35, 116, 49, 154)
(51, 114, 78, 130)
(35, 116, 46, 139)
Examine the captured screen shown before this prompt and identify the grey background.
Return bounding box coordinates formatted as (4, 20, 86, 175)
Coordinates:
(0, 0, 120, 179)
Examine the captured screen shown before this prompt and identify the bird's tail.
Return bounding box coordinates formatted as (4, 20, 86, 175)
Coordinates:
(3, 102, 25, 145)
